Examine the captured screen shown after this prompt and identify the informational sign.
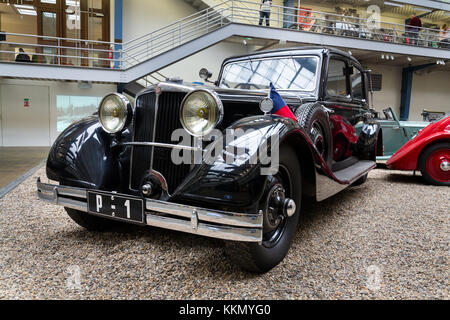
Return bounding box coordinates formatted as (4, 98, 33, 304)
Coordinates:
(24, 98, 30, 107)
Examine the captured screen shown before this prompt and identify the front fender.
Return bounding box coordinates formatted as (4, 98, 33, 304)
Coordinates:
(46, 116, 130, 190)
(171, 115, 301, 212)
(387, 132, 450, 170)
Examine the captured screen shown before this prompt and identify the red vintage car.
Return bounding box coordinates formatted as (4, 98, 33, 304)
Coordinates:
(386, 115, 450, 186)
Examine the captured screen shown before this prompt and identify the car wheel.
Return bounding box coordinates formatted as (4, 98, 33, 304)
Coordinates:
(65, 207, 125, 231)
(295, 103, 333, 167)
(419, 142, 450, 186)
(224, 145, 302, 273)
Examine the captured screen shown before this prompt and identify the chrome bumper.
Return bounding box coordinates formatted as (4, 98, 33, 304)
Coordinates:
(37, 178, 263, 242)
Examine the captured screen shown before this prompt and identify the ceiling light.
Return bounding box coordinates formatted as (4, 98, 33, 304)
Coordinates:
(407, 57, 412, 62)
(14, 4, 37, 16)
(66, 0, 80, 7)
(384, 2, 404, 8)
(413, 7, 432, 13)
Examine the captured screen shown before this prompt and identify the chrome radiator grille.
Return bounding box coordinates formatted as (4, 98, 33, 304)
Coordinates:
(130, 90, 191, 194)
(130, 91, 157, 189)
(153, 92, 191, 194)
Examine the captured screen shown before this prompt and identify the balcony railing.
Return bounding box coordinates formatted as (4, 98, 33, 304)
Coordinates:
(0, 0, 448, 72)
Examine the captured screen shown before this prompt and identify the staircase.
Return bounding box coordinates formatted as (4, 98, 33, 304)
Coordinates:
(123, 71, 168, 97)
(183, 0, 211, 11)
(1, 0, 448, 84)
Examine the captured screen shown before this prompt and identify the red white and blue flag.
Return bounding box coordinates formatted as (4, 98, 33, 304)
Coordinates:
(269, 83, 297, 121)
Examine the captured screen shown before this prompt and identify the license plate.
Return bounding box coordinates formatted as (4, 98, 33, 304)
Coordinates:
(87, 191, 144, 223)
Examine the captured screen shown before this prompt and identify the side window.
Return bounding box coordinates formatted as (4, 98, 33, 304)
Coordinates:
(326, 59, 348, 97)
(351, 67, 365, 101)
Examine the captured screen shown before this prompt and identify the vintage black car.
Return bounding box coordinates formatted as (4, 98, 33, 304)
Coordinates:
(37, 47, 382, 273)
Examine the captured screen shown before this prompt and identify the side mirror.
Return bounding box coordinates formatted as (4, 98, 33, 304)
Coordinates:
(199, 68, 213, 82)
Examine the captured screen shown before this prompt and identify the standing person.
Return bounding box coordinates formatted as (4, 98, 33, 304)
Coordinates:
(259, 0, 272, 27)
(440, 24, 449, 49)
(15, 48, 31, 63)
(408, 13, 422, 45)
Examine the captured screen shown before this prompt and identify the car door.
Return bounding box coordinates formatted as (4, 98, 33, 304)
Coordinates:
(322, 55, 361, 163)
(323, 56, 353, 120)
(349, 63, 369, 120)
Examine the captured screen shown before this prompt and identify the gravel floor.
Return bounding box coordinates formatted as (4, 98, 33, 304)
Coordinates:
(0, 167, 448, 300)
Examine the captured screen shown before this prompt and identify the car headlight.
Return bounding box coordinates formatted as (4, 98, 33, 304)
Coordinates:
(98, 93, 132, 134)
(180, 89, 223, 136)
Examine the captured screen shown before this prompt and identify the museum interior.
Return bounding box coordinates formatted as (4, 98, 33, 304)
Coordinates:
(0, 0, 449, 191)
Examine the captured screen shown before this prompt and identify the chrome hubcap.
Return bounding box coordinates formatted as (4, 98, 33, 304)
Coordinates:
(440, 161, 450, 172)
(284, 199, 296, 217)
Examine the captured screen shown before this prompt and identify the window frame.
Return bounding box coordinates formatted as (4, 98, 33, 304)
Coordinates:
(219, 55, 321, 93)
(324, 55, 351, 102)
(349, 63, 367, 104)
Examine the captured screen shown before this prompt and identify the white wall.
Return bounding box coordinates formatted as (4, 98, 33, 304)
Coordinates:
(364, 63, 403, 116)
(0, 78, 116, 146)
(410, 69, 450, 121)
(0, 84, 49, 146)
(123, 0, 198, 41)
(122, 0, 250, 83)
(364, 63, 450, 120)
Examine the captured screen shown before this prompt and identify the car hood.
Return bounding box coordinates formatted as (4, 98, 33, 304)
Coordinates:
(157, 81, 317, 105)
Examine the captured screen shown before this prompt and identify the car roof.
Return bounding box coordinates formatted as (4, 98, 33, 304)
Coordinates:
(222, 46, 360, 65)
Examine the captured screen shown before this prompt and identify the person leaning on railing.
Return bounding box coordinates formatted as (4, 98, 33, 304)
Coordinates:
(259, 0, 272, 27)
(407, 13, 422, 45)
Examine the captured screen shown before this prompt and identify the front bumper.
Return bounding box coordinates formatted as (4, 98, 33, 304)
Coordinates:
(37, 178, 263, 242)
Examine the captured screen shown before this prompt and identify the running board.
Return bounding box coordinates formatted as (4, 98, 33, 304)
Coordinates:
(333, 160, 375, 184)
(316, 160, 376, 201)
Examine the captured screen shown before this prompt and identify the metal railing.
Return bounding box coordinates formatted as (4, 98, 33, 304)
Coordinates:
(0, 0, 448, 73)
(0, 31, 122, 68)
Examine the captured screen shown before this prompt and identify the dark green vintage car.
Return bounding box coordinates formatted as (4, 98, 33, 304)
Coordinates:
(356, 107, 429, 161)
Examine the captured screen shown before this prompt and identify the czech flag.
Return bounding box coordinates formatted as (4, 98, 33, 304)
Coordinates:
(269, 83, 297, 121)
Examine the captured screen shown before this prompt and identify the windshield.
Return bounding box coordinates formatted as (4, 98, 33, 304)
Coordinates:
(220, 56, 320, 92)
